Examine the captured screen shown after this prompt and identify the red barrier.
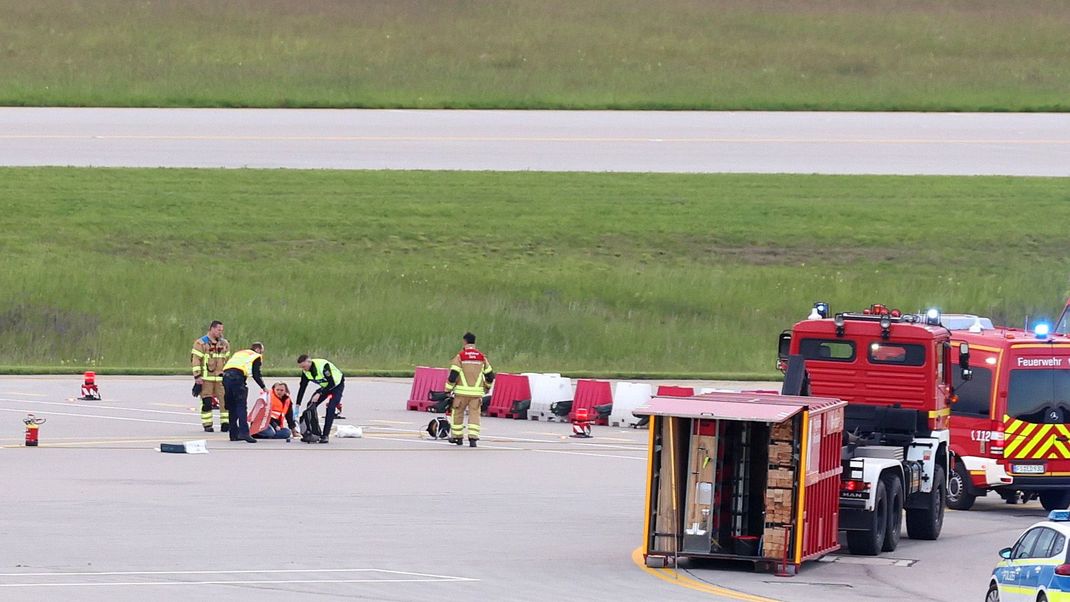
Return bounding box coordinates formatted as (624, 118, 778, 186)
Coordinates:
(406, 366, 451, 411)
(571, 379, 613, 424)
(656, 385, 695, 397)
(486, 373, 531, 419)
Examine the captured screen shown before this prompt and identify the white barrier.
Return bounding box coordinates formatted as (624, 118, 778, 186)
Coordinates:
(523, 373, 573, 421)
(609, 382, 653, 428)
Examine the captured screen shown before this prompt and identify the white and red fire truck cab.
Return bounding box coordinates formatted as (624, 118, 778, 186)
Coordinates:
(946, 314, 1070, 511)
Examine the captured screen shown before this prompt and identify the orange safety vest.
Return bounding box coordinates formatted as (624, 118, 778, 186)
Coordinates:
(269, 391, 292, 426)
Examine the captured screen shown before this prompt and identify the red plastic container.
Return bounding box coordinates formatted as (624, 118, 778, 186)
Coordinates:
(485, 373, 532, 419)
(570, 379, 613, 424)
(655, 385, 694, 398)
(406, 366, 451, 411)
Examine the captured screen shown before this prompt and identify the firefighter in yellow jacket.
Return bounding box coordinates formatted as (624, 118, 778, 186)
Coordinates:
(191, 320, 230, 432)
(445, 332, 495, 447)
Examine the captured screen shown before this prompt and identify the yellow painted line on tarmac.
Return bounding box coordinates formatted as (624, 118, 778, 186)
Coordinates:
(2, 436, 190, 449)
(630, 547, 780, 602)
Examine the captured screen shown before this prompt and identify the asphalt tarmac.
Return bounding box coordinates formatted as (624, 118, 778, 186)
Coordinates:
(0, 376, 1045, 601)
(2, 108, 1067, 175)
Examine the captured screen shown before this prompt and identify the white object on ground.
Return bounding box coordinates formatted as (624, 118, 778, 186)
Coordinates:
(336, 425, 363, 438)
(159, 439, 208, 454)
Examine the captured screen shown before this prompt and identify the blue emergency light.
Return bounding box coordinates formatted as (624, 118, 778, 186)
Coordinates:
(1048, 509, 1070, 522)
(925, 308, 941, 326)
(1036, 323, 1052, 340)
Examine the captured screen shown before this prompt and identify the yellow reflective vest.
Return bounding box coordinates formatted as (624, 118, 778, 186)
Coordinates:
(302, 358, 343, 389)
(223, 349, 262, 376)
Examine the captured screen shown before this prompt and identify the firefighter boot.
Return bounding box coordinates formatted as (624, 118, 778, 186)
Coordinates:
(203, 425, 214, 433)
(220, 423, 230, 433)
(469, 439, 478, 448)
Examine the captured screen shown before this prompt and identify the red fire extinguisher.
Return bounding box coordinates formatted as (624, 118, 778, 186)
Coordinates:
(570, 407, 593, 438)
(24, 414, 46, 447)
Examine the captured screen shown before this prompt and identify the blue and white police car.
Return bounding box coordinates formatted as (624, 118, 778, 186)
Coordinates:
(989, 510, 1070, 602)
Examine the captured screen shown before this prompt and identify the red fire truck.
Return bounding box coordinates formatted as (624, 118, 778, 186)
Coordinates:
(943, 311, 1070, 511)
(778, 303, 961, 555)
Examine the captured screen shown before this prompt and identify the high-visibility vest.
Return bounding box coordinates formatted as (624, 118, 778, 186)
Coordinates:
(223, 349, 262, 376)
(269, 391, 292, 425)
(302, 358, 343, 389)
(447, 347, 492, 397)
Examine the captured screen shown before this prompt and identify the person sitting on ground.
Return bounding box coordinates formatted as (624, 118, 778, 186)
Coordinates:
(254, 382, 297, 439)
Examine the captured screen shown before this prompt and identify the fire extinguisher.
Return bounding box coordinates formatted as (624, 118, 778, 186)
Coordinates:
(24, 414, 46, 447)
(570, 407, 593, 439)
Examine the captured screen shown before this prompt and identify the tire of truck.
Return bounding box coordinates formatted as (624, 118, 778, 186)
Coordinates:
(882, 475, 903, 552)
(947, 461, 977, 511)
(846, 479, 887, 556)
(1040, 490, 1070, 511)
(906, 464, 946, 540)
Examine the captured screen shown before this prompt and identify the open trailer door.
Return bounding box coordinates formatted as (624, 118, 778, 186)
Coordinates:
(635, 392, 844, 574)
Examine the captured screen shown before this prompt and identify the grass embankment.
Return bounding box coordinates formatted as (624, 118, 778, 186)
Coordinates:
(1, 168, 1067, 377)
(1, 1, 1068, 111)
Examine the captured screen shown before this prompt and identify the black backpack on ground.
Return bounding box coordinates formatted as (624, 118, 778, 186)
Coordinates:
(426, 416, 451, 439)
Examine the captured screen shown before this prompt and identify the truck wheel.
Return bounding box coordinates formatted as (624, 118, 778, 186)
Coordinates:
(846, 479, 887, 555)
(882, 476, 903, 552)
(947, 462, 977, 511)
(906, 465, 946, 540)
(1040, 490, 1070, 511)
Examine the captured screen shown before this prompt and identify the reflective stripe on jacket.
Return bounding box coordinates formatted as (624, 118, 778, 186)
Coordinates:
(303, 358, 343, 390)
(224, 349, 262, 376)
(446, 346, 493, 397)
(269, 391, 292, 427)
(191, 335, 230, 381)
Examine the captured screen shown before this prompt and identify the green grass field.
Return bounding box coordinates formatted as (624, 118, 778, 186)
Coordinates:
(1, 168, 1067, 377)
(1, 0, 1068, 111)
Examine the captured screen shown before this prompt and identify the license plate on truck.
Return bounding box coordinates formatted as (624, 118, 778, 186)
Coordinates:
(1012, 464, 1046, 474)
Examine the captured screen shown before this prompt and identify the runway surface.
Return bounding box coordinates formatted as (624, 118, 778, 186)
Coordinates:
(0, 375, 1043, 601)
(2, 108, 1067, 175)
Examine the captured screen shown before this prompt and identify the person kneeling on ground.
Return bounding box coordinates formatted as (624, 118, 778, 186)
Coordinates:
(254, 382, 297, 440)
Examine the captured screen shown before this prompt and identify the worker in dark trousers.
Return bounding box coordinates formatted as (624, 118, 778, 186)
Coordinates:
(295, 355, 345, 444)
(446, 332, 494, 447)
(222, 342, 267, 443)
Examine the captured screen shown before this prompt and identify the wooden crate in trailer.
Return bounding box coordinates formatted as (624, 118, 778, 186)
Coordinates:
(634, 391, 846, 574)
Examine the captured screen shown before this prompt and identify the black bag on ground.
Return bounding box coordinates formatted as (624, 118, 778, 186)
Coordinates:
(428, 390, 453, 413)
(550, 400, 573, 418)
(299, 403, 322, 439)
(510, 399, 531, 420)
(426, 416, 451, 439)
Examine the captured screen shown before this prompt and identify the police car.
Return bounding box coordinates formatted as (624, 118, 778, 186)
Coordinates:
(989, 510, 1070, 601)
